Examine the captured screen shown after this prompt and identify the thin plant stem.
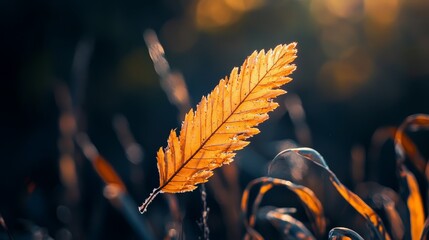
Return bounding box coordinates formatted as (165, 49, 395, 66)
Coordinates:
(200, 184, 210, 240)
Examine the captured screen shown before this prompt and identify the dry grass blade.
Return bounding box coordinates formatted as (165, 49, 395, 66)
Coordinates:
(284, 93, 312, 147)
(280, 148, 391, 240)
(55, 83, 80, 202)
(139, 43, 298, 213)
(394, 114, 428, 240)
(144, 29, 191, 119)
(241, 177, 326, 239)
(93, 155, 127, 192)
(395, 114, 429, 172)
(113, 114, 144, 165)
(76, 133, 126, 192)
(329, 227, 364, 240)
(264, 209, 316, 239)
(75, 133, 156, 240)
(397, 166, 424, 240)
(355, 182, 405, 240)
(241, 179, 265, 240)
(383, 203, 405, 240)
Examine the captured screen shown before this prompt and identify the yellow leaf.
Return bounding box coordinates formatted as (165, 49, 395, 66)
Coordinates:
(139, 43, 297, 213)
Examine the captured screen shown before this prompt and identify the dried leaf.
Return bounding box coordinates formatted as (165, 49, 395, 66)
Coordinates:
(139, 43, 298, 213)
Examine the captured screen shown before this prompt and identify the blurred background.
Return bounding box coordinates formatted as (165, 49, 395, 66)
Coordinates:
(1, 0, 429, 239)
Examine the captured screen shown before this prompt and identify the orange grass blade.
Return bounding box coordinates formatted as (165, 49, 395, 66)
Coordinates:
(355, 182, 405, 240)
(394, 114, 428, 240)
(265, 209, 316, 239)
(397, 166, 425, 240)
(395, 114, 429, 173)
(241, 177, 326, 238)
(93, 155, 127, 192)
(140, 43, 298, 213)
(76, 133, 127, 193)
(277, 148, 392, 240)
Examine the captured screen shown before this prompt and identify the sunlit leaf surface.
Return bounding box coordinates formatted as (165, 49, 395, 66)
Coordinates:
(139, 43, 298, 213)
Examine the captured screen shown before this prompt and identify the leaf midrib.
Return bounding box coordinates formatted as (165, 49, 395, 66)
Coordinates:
(159, 49, 288, 192)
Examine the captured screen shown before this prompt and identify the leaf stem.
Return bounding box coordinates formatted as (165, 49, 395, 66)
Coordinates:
(139, 188, 161, 214)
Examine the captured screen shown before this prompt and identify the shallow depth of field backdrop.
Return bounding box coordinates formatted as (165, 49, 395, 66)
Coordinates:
(1, 0, 429, 239)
